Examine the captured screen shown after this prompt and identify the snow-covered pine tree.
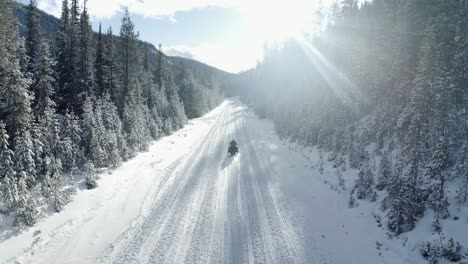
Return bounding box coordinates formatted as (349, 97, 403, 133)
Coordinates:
(158, 52, 187, 132)
(93, 98, 107, 165)
(33, 39, 56, 118)
(14, 172, 40, 227)
(122, 89, 152, 156)
(353, 153, 374, 200)
(442, 238, 462, 262)
(376, 150, 391, 191)
(57, 0, 82, 113)
(84, 160, 97, 189)
(14, 131, 36, 189)
(41, 156, 54, 198)
(79, 2, 94, 94)
(456, 142, 468, 204)
(60, 110, 82, 173)
(140, 70, 162, 140)
(103, 27, 120, 104)
(30, 121, 44, 178)
(425, 137, 449, 219)
(50, 158, 68, 212)
(387, 26, 436, 234)
(95, 23, 105, 96)
(119, 7, 139, 113)
(100, 93, 123, 167)
(0, 122, 17, 211)
(82, 96, 105, 167)
(41, 156, 66, 212)
(56, 0, 70, 111)
(387, 166, 424, 234)
(25, 0, 41, 75)
(0, 1, 33, 135)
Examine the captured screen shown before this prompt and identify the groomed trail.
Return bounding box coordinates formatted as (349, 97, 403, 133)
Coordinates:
(97, 100, 306, 264)
(1, 99, 408, 264)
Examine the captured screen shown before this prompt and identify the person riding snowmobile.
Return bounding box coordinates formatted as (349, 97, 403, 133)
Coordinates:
(228, 140, 239, 156)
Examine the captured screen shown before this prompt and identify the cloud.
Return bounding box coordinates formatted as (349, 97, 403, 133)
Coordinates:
(164, 43, 262, 73)
(37, 0, 61, 17)
(37, 0, 232, 19)
(164, 47, 195, 60)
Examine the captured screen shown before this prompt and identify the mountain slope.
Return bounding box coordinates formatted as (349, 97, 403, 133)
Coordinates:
(13, 2, 232, 95)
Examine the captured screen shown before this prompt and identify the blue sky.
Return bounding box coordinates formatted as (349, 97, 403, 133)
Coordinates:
(20, 0, 333, 73)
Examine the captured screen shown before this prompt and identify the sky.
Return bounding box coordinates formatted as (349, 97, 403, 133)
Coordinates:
(19, 0, 337, 73)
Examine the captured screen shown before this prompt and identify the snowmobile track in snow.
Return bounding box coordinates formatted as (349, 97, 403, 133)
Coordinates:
(97, 101, 306, 264)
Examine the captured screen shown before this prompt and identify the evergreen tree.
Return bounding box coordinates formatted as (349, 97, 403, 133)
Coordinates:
(41, 156, 66, 212)
(25, 0, 41, 75)
(376, 150, 391, 191)
(56, 0, 70, 111)
(14, 173, 40, 227)
(59, 0, 82, 113)
(79, 2, 94, 94)
(33, 40, 56, 117)
(122, 89, 151, 156)
(425, 137, 449, 219)
(0, 0, 33, 134)
(95, 23, 105, 96)
(353, 156, 374, 200)
(82, 96, 105, 167)
(103, 27, 119, 102)
(14, 131, 36, 188)
(119, 7, 139, 112)
(60, 110, 82, 173)
(0, 122, 17, 210)
(84, 161, 97, 189)
(100, 93, 124, 167)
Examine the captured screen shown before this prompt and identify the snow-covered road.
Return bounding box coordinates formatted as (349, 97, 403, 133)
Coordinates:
(98, 99, 306, 264)
(1, 99, 410, 264)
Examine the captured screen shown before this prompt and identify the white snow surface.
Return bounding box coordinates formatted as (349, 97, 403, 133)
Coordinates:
(0, 99, 441, 264)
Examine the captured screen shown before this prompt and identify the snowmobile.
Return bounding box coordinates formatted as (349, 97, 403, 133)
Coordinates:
(228, 140, 239, 156)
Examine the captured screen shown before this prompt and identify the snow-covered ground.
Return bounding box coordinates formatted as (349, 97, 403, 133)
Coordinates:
(0, 99, 440, 263)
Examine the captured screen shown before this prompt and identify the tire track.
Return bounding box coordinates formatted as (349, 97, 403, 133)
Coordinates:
(97, 100, 308, 264)
(98, 105, 229, 264)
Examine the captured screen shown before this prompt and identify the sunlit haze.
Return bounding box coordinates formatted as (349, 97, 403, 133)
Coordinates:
(23, 0, 336, 72)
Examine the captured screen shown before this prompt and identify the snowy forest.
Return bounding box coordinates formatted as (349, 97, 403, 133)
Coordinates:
(230, 0, 468, 261)
(0, 0, 226, 228)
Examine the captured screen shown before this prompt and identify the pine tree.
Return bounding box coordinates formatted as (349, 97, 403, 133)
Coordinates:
(103, 27, 119, 103)
(41, 156, 66, 212)
(425, 137, 449, 219)
(33, 40, 56, 117)
(14, 173, 40, 227)
(100, 93, 123, 167)
(84, 161, 97, 189)
(354, 155, 374, 200)
(25, 0, 41, 75)
(0, 0, 33, 134)
(41, 156, 55, 198)
(376, 150, 391, 191)
(56, 0, 70, 111)
(82, 96, 105, 167)
(119, 7, 139, 112)
(0, 122, 17, 210)
(79, 2, 94, 94)
(456, 143, 468, 204)
(162, 66, 187, 132)
(95, 23, 105, 96)
(141, 71, 162, 139)
(122, 90, 152, 155)
(30, 121, 44, 179)
(14, 131, 36, 188)
(58, 0, 82, 113)
(60, 110, 82, 173)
